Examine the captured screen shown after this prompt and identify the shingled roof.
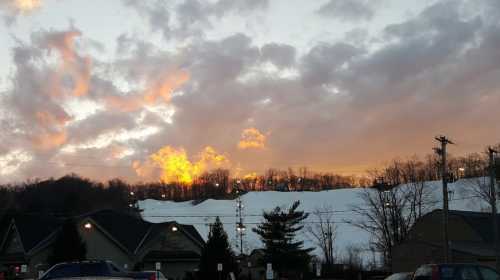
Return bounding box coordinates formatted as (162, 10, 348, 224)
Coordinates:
(2, 209, 204, 257)
(432, 209, 500, 243)
(179, 224, 205, 245)
(82, 209, 152, 253)
(2, 214, 62, 253)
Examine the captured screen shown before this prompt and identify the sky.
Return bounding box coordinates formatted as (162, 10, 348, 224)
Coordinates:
(0, 0, 499, 183)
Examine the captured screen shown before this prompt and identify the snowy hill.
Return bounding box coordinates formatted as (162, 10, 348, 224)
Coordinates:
(138, 178, 492, 262)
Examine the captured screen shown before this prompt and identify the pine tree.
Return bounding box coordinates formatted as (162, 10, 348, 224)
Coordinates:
(48, 219, 87, 265)
(199, 217, 238, 280)
(253, 200, 313, 277)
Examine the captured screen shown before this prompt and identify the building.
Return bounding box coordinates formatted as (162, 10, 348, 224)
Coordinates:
(392, 209, 500, 272)
(0, 209, 204, 280)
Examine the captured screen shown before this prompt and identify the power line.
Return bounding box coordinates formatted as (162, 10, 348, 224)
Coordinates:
(140, 194, 486, 219)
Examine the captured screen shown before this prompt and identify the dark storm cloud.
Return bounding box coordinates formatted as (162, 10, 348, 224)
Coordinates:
(316, 0, 376, 22)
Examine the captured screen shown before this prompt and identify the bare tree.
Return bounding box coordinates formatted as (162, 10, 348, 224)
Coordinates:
(342, 244, 364, 271)
(306, 206, 337, 266)
(349, 166, 435, 268)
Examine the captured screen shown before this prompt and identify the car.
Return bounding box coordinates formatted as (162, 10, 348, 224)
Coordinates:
(130, 270, 167, 280)
(39, 260, 134, 280)
(385, 272, 413, 280)
(412, 264, 500, 280)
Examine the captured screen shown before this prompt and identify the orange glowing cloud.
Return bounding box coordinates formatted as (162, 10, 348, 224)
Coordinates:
(35, 111, 71, 127)
(14, 0, 41, 12)
(238, 127, 266, 150)
(32, 110, 71, 150)
(243, 172, 258, 180)
(32, 130, 67, 150)
(105, 70, 190, 112)
(44, 30, 92, 97)
(144, 71, 190, 104)
(134, 145, 229, 184)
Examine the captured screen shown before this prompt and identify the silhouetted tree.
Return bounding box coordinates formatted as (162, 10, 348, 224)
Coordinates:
(253, 200, 313, 279)
(306, 206, 336, 266)
(199, 217, 238, 280)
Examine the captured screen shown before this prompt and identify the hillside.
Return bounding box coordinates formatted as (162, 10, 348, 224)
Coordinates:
(138, 177, 493, 263)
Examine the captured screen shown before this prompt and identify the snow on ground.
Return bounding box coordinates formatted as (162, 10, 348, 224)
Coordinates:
(138, 177, 493, 263)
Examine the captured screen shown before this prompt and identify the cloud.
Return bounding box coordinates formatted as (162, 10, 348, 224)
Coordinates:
(2, 0, 500, 183)
(0, 0, 42, 24)
(260, 43, 296, 69)
(316, 0, 376, 22)
(34, 29, 92, 97)
(134, 145, 229, 184)
(238, 128, 267, 150)
(122, 0, 269, 41)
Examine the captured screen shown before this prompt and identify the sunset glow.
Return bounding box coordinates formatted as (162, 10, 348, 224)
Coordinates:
(0, 0, 499, 183)
(238, 128, 266, 150)
(14, 0, 41, 12)
(136, 146, 229, 185)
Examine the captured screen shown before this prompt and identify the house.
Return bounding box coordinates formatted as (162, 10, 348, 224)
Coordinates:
(238, 249, 266, 280)
(392, 209, 500, 272)
(0, 209, 204, 280)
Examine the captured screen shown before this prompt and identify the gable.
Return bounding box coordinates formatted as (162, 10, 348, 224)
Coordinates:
(85, 210, 152, 253)
(14, 215, 61, 253)
(78, 218, 132, 265)
(137, 223, 202, 258)
(2, 224, 24, 254)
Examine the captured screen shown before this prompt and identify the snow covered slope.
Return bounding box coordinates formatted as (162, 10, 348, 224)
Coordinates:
(138, 178, 492, 261)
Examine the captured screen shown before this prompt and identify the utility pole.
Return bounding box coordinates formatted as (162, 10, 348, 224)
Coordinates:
(434, 135, 454, 263)
(488, 147, 499, 271)
(235, 181, 246, 256)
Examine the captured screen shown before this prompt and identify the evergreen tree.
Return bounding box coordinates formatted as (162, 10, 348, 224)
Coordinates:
(199, 217, 238, 280)
(253, 200, 313, 278)
(48, 219, 87, 265)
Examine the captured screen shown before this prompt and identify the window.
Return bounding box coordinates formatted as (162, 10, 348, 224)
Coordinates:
(479, 267, 499, 280)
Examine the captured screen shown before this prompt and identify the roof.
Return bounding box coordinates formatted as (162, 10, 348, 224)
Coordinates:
(82, 210, 152, 253)
(432, 209, 500, 243)
(179, 224, 204, 245)
(3, 209, 205, 257)
(6, 214, 62, 253)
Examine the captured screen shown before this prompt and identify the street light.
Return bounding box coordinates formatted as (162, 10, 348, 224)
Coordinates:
(84, 222, 92, 230)
(236, 223, 246, 232)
